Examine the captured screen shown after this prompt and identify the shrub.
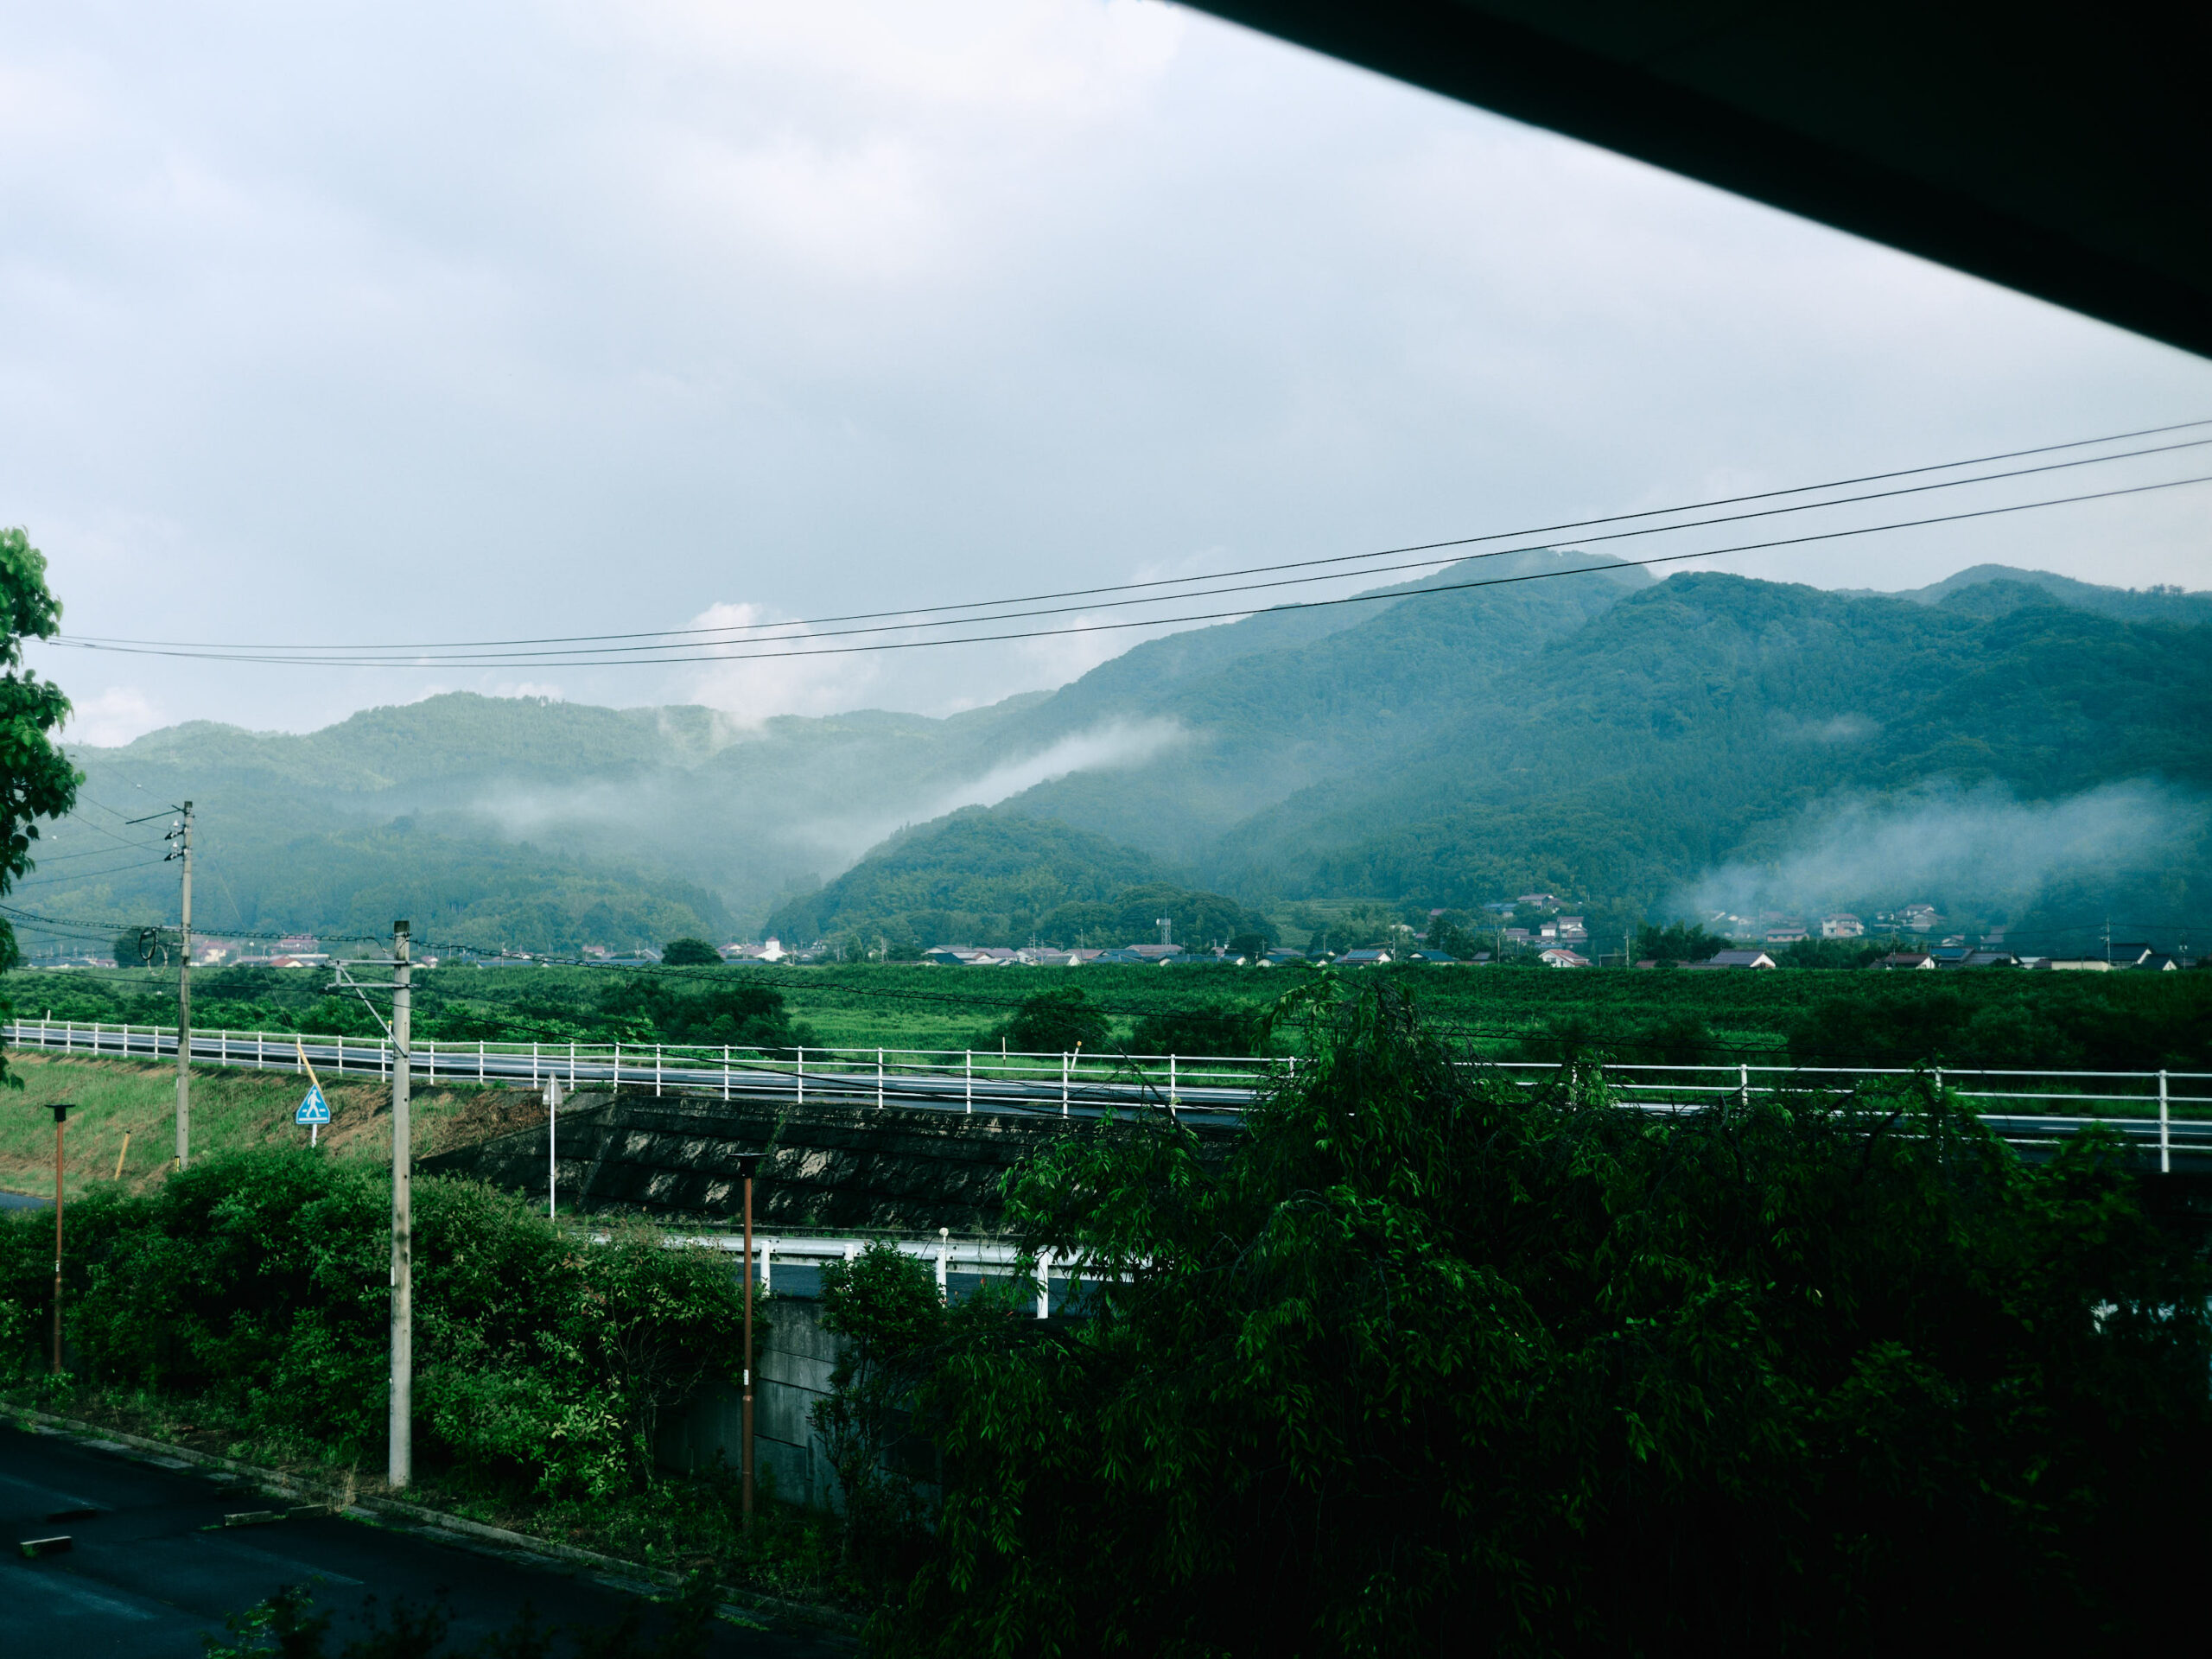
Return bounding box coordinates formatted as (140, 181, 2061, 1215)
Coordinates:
(885, 982, 2212, 1656)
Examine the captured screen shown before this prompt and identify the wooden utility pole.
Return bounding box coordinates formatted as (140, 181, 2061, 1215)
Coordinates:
(173, 801, 193, 1167)
(50, 1102, 68, 1374)
(389, 919, 412, 1490)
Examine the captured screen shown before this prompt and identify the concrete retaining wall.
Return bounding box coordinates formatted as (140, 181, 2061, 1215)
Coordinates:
(658, 1296, 845, 1510)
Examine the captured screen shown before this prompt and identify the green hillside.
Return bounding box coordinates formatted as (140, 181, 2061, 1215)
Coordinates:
(29, 558, 2210, 960)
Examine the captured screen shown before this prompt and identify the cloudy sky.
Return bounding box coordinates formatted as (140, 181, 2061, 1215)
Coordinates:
(5, 0, 2208, 746)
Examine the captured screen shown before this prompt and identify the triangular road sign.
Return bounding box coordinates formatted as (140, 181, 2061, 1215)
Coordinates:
(296, 1084, 330, 1126)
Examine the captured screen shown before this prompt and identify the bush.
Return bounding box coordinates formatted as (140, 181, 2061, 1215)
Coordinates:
(986, 988, 1109, 1055)
(883, 982, 2212, 1655)
(1126, 1003, 1262, 1058)
(660, 938, 722, 967)
(0, 1149, 746, 1497)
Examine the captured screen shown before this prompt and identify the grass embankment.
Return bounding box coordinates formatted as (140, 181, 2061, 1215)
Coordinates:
(0, 1054, 546, 1203)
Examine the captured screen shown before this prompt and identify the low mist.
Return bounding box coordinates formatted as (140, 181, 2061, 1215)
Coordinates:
(1675, 779, 2209, 921)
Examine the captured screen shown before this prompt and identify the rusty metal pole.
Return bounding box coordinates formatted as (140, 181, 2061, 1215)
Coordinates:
(740, 1153, 760, 1528)
(51, 1103, 69, 1374)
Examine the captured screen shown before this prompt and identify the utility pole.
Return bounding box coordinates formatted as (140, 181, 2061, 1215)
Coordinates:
(169, 803, 193, 1167)
(740, 1153, 760, 1529)
(389, 919, 412, 1490)
(50, 1102, 69, 1374)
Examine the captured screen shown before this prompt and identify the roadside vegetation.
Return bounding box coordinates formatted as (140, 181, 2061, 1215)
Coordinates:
(826, 982, 2212, 1654)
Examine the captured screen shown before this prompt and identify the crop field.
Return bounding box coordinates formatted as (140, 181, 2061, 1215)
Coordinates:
(12, 958, 2209, 1071)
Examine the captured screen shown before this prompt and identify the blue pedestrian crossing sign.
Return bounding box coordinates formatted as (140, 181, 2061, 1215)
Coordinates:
(296, 1084, 330, 1126)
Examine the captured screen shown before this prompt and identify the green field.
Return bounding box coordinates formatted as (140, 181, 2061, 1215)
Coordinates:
(12, 958, 2210, 1072)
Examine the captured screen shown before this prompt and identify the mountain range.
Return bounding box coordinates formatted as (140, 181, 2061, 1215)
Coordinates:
(34, 556, 2211, 957)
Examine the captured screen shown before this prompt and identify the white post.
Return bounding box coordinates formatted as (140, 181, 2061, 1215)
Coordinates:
(937, 1227, 950, 1303)
(965, 1051, 973, 1114)
(613, 1040, 620, 1089)
(427, 1039, 435, 1084)
(1036, 1249, 1051, 1319)
(723, 1045, 731, 1103)
(1738, 1063, 1748, 1108)
(1169, 1053, 1178, 1108)
(797, 1046, 804, 1106)
(655, 1046, 662, 1097)
(1062, 1052, 1070, 1116)
(877, 1048, 884, 1109)
(478, 1040, 485, 1084)
(531, 1041, 538, 1087)
(547, 1077, 562, 1218)
(569, 1039, 576, 1088)
(258, 1033, 264, 1069)
(2160, 1070, 2171, 1174)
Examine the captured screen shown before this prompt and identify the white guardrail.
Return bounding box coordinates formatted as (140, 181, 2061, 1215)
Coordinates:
(5, 1020, 2208, 1163)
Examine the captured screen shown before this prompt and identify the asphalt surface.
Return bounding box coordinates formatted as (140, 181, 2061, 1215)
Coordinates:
(0, 1421, 851, 1657)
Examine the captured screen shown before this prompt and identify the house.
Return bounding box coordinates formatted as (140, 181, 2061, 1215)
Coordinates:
(1123, 944, 1185, 962)
(1689, 950, 1777, 970)
(1338, 948, 1393, 966)
(1633, 958, 1661, 969)
(1764, 925, 1808, 944)
(1263, 949, 1308, 966)
(2042, 957, 2111, 971)
(1900, 905, 1939, 932)
(1538, 947, 1590, 968)
(1872, 951, 1935, 969)
(1556, 916, 1587, 941)
(1408, 950, 1459, 964)
(1820, 914, 1864, 939)
(1503, 928, 1532, 945)
(2107, 942, 2159, 968)
(1516, 893, 1560, 908)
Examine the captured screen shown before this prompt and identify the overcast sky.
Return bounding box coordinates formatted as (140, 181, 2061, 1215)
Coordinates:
(6, 0, 2208, 747)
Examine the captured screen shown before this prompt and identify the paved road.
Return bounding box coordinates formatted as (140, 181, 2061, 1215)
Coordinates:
(0, 1422, 851, 1657)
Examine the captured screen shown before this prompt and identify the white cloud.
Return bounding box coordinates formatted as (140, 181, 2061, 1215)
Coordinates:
(681, 601, 886, 725)
(64, 684, 162, 747)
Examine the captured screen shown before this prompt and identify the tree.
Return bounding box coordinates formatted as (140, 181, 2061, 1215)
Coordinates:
(1636, 919, 1732, 964)
(659, 936, 721, 966)
(885, 982, 2212, 1656)
(0, 528, 78, 1077)
(989, 987, 1109, 1055)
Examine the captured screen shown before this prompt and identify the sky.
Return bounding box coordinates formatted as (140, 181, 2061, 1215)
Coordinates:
(4, 0, 2208, 747)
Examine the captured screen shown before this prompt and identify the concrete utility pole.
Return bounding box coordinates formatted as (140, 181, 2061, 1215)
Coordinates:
(50, 1102, 69, 1374)
(389, 919, 412, 1490)
(172, 802, 192, 1167)
(740, 1153, 760, 1529)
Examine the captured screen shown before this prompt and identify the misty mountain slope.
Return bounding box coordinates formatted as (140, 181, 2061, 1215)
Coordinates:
(764, 808, 1166, 943)
(1205, 575, 2212, 908)
(988, 550, 1649, 860)
(62, 691, 1058, 938)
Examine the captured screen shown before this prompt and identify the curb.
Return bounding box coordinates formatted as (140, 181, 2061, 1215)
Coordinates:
(3, 1404, 863, 1640)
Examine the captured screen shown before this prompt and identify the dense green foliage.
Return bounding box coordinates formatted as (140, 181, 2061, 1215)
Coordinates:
(0, 526, 79, 1078)
(659, 937, 721, 966)
(865, 984, 2212, 1655)
(815, 1243, 947, 1576)
(1635, 921, 1733, 963)
(0, 1150, 745, 1496)
(985, 987, 1112, 1055)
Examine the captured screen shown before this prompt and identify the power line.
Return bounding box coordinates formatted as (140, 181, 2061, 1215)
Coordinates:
(50, 472, 2212, 671)
(44, 422, 2212, 662)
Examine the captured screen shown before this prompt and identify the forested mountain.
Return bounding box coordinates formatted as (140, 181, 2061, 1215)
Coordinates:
(35, 557, 2210, 955)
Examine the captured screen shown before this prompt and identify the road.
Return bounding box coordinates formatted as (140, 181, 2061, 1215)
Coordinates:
(0, 1421, 850, 1657)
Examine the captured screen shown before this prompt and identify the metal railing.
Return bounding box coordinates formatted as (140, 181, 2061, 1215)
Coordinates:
(8, 1019, 2206, 1162)
(1, 1019, 1281, 1116)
